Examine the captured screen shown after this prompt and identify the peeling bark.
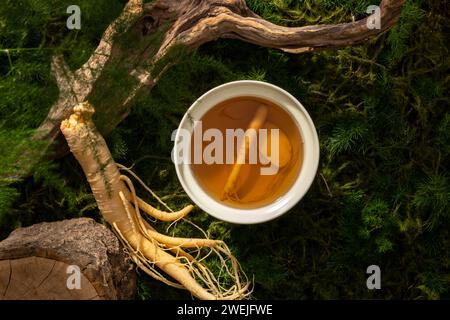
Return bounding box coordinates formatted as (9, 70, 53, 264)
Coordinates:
(24, 0, 405, 167)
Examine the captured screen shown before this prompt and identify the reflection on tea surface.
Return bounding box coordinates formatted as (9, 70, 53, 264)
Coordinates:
(190, 96, 304, 209)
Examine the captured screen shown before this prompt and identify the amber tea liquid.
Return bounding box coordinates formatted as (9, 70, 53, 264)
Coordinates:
(190, 96, 303, 209)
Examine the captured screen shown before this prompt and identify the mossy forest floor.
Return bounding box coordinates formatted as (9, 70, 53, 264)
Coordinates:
(0, 0, 449, 299)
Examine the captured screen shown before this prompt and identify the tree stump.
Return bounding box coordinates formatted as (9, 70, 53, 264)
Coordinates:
(0, 218, 136, 300)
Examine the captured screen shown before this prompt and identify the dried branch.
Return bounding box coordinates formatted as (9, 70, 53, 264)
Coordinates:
(32, 0, 405, 159)
(73, 0, 144, 99)
(36, 0, 144, 143)
(157, 0, 406, 56)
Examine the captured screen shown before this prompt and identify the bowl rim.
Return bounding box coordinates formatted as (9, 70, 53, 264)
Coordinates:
(173, 80, 320, 224)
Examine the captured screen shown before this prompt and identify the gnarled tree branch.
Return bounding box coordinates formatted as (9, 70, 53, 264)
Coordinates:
(20, 0, 405, 171)
(36, 0, 144, 143)
(2, 0, 407, 298)
(152, 0, 405, 58)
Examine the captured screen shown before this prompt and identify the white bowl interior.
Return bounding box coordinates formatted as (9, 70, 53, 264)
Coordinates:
(174, 80, 320, 224)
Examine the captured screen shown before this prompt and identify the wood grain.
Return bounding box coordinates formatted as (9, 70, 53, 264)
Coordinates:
(0, 218, 136, 300)
(0, 257, 99, 300)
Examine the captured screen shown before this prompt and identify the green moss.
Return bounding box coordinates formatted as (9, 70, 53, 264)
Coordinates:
(0, 0, 449, 300)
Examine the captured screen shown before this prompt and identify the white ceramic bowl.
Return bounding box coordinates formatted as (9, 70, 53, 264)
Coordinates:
(173, 80, 319, 224)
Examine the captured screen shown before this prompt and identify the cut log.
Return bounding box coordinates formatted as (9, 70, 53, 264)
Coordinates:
(0, 218, 136, 300)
